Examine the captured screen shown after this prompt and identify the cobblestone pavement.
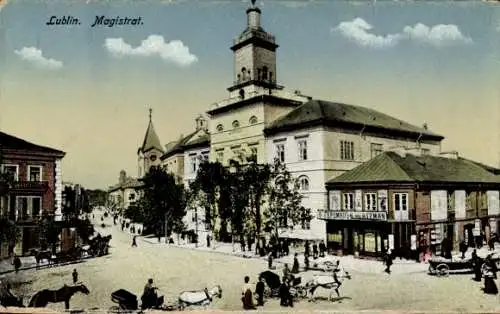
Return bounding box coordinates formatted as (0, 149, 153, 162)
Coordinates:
(1, 212, 499, 312)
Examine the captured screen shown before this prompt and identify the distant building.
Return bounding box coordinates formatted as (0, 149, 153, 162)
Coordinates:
(108, 170, 142, 211)
(323, 150, 500, 258)
(0, 131, 65, 255)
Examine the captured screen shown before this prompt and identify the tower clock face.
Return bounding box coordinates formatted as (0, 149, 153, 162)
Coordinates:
(150, 155, 157, 162)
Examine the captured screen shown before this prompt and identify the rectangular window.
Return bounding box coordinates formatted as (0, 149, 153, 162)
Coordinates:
(216, 151, 224, 163)
(201, 152, 209, 162)
(250, 146, 258, 157)
(370, 143, 383, 158)
(276, 144, 285, 163)
(190, 156, 197, 173)
(2, 165, 18, 181)
(129, 194, 135, 201)
(301, 219, 310, 230)
(32, 197, 41, 217)
(364, 193, 377, 211)
(340, 141, 354, 160)
(342, 193, 354, 210)
(28, 165, 42, 181)
(394, 193, 408, 211)
(298, 140, 308, 161)
(232, 149, 243, 162)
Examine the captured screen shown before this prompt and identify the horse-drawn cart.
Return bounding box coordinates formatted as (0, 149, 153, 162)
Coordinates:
(258, 271, 307, 299)
(428, 257, 474, 277)
(109, 288, 175, 312)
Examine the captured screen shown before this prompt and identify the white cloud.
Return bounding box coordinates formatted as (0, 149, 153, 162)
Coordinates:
(402, 23, 472, 46)
(334, 18, 402, 48)
(334, 18, 472, 49)
(14, 47, 63, 70)
(104, 35, 198, 67)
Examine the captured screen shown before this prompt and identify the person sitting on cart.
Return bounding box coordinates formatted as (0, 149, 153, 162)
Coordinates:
(142, 278, 158, 309)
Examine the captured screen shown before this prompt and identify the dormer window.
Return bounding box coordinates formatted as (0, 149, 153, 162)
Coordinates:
(249, 116, 258, 125)
(232, 120, 240, 128)
(216, 124, 224, 132)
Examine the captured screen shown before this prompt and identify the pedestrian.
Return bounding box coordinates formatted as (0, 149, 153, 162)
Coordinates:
(483, 268, 498, 294)
(472, 250, 482, 282)
(384, 250, 393, 274)
(488, 236, 495, 251)
(241, 276, 255, 310)
(255, 277, 265, 306)
(291, 253, 300, 274)
(279, 277, 290, 307)
(132, 236, 138, 247)
(304, 241, 310, 257)
(459, 240, 468, 259)
(268, 253, 273, 270)
(283, 263, 290, 283)
(72, 269, 79, 284)
(312, 242, 318, 259)
(319, 240, 326, 257)
(13, 255, 21, 273)
(207, 234, 211, 248)
(304, 253, 310, 271)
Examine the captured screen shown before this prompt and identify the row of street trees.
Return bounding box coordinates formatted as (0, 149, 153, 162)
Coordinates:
(124, 156, 312, 252)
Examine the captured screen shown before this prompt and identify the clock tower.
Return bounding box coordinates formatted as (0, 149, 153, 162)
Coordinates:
(228, 0, 283, 98)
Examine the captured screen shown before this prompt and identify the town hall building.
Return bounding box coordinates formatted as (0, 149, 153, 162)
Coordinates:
(145, 1, 451, 245)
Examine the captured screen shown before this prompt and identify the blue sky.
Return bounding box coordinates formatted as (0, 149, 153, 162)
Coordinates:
(0, 0, 499, 189)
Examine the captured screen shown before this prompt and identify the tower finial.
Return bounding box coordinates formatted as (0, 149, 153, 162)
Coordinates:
(149, 108, 152, 122)
(251, 0, 256, 7)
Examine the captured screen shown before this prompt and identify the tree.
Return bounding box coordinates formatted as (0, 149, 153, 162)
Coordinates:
(139, 166, 187, 238)
(264, 159, 312, 241)
(86, 189, 107, 208)
(240, 159, 271, 253)
(0, 151, 18, 251)
(190, 161, 226, 240)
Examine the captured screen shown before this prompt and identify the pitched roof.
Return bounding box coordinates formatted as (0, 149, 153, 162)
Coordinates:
(160, 129, 210, 160)
(327, 152, 500, 186)
(0, 131, 65, 157)
(140, 120, 164, 154)
(265, 99, 444, 140)
(108, 177, 142, 192)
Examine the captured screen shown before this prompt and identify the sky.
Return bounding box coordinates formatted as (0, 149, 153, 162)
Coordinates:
(0, 0, 499, 189)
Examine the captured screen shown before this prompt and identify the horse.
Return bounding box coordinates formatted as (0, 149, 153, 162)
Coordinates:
(305, 267, 351, 302)
(0, 283, 25, 308)
(28, 283, 90, 309)
(178, 285, 222, 310)
(30, 249, 53, 269)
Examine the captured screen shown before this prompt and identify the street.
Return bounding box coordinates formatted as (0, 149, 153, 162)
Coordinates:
(2, 212, 500, 312)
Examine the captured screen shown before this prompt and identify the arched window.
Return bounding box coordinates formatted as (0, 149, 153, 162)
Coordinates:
(298, 176, 310, 191)
(216, 124, 224, 132)
(241, 67, 246, 80)
(249, 116, 258, 125)
(232, 120, 240, 128)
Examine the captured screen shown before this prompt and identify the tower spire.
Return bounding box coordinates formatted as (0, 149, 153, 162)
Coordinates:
(149, 107, 152, 122)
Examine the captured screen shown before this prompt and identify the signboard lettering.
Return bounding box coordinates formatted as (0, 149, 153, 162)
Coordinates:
(318, 210, 387, 221)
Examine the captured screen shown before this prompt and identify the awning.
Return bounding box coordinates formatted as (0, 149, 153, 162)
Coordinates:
(278, 229, 323, 241)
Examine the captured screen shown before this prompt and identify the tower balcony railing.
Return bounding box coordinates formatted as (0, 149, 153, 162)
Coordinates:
(234, 31, 276, 45)
(210, 89, 310, 111)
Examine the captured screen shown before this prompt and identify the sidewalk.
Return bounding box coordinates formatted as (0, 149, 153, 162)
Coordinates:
(0, 256, 38, 275)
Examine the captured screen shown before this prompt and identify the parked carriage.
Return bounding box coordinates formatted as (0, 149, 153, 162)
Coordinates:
(109, 289, 174, 312)
(428, 257, 475, 277)
(258, 271, 307, 298)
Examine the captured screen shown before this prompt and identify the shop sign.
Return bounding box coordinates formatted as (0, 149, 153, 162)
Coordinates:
(318, 210, 387, 221)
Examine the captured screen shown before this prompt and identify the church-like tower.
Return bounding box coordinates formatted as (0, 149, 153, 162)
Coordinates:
(137, 109, 164, 177)
(228, 0, 284, 99)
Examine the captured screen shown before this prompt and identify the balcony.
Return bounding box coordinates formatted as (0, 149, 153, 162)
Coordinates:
(317, 210, 387, 221)
(0, 212, 42, 222)
(9, 181, 49, 192)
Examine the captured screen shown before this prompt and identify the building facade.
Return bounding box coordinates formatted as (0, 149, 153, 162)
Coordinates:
(0, 131, 65, 255)
(150, 2, 452, 244)
(323, 150, 500, 258)
(108, 170, 142, 211)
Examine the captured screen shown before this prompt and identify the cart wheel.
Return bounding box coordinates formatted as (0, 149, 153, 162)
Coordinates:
(428, 265, 436, 275)
(436, 264, 449, 277)
(296, 287, 307, 298)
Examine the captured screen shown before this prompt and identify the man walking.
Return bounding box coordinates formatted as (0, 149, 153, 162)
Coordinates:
(72, 269, 79, 284)
(384, 250, 393, 274)
(255, 277, 265, 306)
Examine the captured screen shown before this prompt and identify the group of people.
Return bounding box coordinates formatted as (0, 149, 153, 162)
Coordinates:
(304, 240, 327, 259)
